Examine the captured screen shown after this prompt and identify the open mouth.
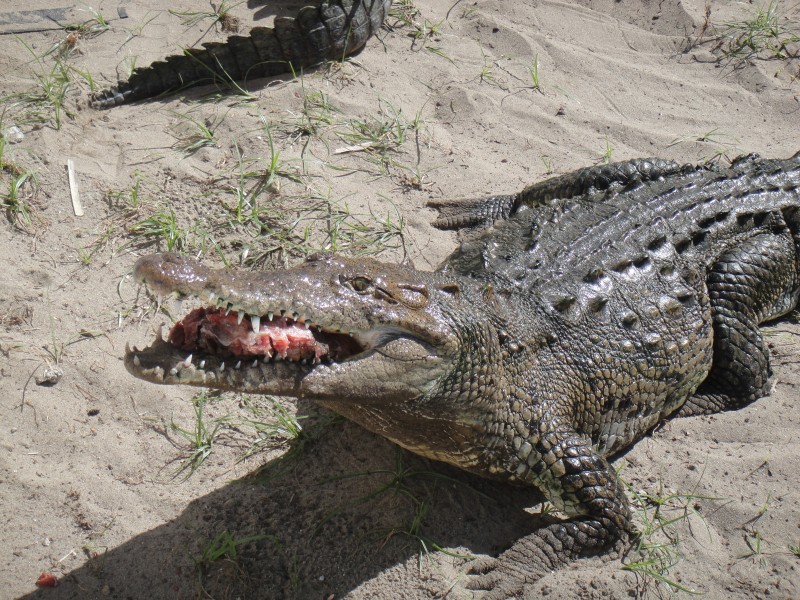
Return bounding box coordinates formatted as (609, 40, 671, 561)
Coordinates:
(124, 253, 445, 384)
(166, 306, 364, 364)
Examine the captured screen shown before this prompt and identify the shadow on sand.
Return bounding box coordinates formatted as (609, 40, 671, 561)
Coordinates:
(20, 404, 545, 599)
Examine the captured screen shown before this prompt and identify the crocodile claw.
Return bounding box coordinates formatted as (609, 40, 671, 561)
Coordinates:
(465, 554, 528, 599)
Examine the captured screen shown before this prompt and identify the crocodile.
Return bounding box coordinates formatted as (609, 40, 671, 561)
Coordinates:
(90, 0, 390, 108)
(126, 153, 800, 597)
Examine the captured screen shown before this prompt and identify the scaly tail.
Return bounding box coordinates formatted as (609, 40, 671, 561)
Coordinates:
(90, 0, 392, 108)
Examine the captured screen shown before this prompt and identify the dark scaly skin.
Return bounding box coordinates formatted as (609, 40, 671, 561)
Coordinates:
(431, 157, 695, 230)
(90, 0, 391, 108)
(125, 153, 800, 597)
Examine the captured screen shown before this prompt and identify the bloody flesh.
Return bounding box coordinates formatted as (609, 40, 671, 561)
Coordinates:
(169, 307, 329, 362)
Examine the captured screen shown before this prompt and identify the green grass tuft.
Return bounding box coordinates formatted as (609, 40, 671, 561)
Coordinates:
(715, 0, 799, 62)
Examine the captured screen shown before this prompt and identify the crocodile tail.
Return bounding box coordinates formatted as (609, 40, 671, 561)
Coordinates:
(90, 0, 391, 108)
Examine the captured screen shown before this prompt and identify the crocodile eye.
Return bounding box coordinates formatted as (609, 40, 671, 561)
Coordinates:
(350, 277, 372, 292)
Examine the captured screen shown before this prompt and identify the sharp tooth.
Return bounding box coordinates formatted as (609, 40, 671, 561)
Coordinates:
(207, 292, 215, 303)
(292, 311, 299, 320)
(219, 361, 225, 372)
(300, 358, 307, 365)
(169, 367, 178, 376)
(183, 354, 193, 368)
(267, 311, 274, 321)
(237, 310, 245, 325)
(235, 360, 242, 369)
(133, 355, 141, 367)
(199, 360, 206, 369)
(251, 359, 258, 368)
(225, 304, 232, 316)
(251, 315, 261, 333)
(304, 321, 310, 329)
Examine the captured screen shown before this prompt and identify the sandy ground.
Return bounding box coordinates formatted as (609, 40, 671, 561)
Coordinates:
(1, 0, 799, 598)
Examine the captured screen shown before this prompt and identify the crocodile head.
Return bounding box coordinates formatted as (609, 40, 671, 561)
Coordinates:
(126, 253, 505, 461)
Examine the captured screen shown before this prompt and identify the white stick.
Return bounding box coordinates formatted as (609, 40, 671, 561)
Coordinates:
(67, 159, 84, 216)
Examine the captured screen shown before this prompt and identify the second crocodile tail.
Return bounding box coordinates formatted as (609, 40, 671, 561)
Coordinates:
(90, 0, 391, 108)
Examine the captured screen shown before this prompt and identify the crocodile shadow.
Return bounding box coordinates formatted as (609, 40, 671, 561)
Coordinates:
(18, 401, 544, 599)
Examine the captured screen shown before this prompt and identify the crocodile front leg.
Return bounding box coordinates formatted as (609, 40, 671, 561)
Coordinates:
(468, 418, 630, 598)
(430, 158, 690, 231)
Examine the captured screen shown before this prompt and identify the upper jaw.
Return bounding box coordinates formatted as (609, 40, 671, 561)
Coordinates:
(133, 252, 363, 337)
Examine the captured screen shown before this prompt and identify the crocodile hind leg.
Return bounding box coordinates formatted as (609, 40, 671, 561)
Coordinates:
(430, 158, 689, 231)
(467, 419, 630, 598)
(677, 230, 800, 417)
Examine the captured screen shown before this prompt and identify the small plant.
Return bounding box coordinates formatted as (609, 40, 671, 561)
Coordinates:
(337, 100, 415, 175)
(528, 53, 542, 92)
(81, 517, 116, 560)
(599, 136, 613, 164)
(1, 161, 37, 230)
(124, 56, 138, 79)
(389, 0, 421, 28)
(105, 171, 148, 213)
(389, 0, 451, 60)
(667, 128, 742, 163)
(170, 109, 225, 157)
(738, 530, 768, 566)
(194, 529, 283, 596)
(45, 8, 111, 59)
(198, 530, 271, 564)
(77, 248, 93, 266)
(289, 84, 337, 149)
(715, 0, 800, 63)
(128, 207, 187, 251)
(313, 192, 408, 257)
(622, 475, 713, 595)
(238, 396, 305, 459)
(258, 117, 287, 194)
(315, 448, 485, 566)
(120, 173, 145, 210)
(170, 0, 244, 34)
(169, 391, 228, 479)
(0, 41, 74, 129)
(221, 130, 296, 239)
(477, 47, 500, 88)
(122, 11, 160, 45)
(669, 127, 731, 146)
(789, 541, 800, 556)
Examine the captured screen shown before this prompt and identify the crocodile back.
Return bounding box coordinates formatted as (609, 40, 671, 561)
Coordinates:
(455, 154, 800, 455)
